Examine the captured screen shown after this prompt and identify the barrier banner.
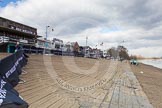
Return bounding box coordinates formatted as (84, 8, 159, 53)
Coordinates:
(0, 50, 29, 108)
(0, 77, 28, 108)
(0, 53, 20, 87)
(0, 50, 28, 87)
(14, 50, 28, 75)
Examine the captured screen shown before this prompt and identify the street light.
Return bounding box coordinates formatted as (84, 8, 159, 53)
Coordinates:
(44, 26, 54, 54)
(45, 26, 50, 40)
(85, 36, 88, 57)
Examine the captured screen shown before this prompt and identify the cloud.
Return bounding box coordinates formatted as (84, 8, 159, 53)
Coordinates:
(0, 0, 162, 57)
(130, 46, 162, 57)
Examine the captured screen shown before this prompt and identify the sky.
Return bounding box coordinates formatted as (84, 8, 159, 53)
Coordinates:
(0, 0, 18, 7)
(0, 0, 162, 57)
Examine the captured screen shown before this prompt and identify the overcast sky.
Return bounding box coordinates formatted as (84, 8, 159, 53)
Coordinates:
(0, 0, 162, 57)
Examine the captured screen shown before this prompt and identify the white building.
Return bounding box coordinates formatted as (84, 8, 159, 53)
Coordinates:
(36, 39, 52, 50)
(103, 50, 108, 58)
(64, 42, 73, 52)
(36, 38, 64, 51)
(52, 38, 64, 51)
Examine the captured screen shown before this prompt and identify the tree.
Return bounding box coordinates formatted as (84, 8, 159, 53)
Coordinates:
(108, 47, 118, 59)
(119, 50, 129, 60)
(130, 55, 137, 60)
(107, 46, 130, 60)
(117, 46, 129, 60)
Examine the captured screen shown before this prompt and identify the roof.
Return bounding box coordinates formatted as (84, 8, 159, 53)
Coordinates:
(53, 38, 63, 43)
(0, 17, 37, 30)
(37, 38, 51, 43)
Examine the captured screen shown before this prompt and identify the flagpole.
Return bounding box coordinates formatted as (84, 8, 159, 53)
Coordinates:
(85, 36, 88, 57)
(86, 36, 88, 47)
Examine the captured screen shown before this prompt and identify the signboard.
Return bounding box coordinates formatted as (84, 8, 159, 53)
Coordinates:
(0, 36, 9, 43)
(0, 36, 3, 43)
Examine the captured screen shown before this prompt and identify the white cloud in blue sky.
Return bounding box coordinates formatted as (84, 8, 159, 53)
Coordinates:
(0, 0, 18, 7)
(0, 0, 162, 57)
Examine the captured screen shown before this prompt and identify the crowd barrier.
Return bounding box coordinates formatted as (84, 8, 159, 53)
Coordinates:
(0, 50, 28, 108)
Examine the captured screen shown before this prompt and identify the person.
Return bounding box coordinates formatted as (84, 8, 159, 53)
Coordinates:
(15, 42, 22, 53)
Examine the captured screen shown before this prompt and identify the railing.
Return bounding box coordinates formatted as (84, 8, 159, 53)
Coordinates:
(0, 36, 35, 45)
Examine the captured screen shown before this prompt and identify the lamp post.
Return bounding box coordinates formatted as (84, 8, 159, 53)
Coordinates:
(44, 26, 50, 54)
(85, 36, 88, 57)
(44, 26, 54, 54)
(45, 26, 50, 40)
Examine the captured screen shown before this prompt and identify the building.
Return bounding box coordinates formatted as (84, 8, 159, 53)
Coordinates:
(79, 46, 84, 57)
(35, 38, 53, 54)
(52, 38, 64, 51)
(71, 42, 80, 56)
(64, 42, 73, 52)
(90, 48, 101, 59)
(103, 50, 108, 58)
(83, 46, 92, 58)
(0, 17, 39, 53)
(62, 42, 80, 56)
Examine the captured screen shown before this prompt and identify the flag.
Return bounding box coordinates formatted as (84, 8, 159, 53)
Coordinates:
(100, 42, 103, 46)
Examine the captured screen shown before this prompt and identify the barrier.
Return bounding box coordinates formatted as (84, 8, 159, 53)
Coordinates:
(0, 50, 29, 108)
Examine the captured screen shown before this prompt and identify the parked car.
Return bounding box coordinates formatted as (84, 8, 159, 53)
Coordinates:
(130, 59, 139, 65)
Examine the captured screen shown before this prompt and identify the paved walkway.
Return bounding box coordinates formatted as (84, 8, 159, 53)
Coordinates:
(15, 55, 153, 108)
